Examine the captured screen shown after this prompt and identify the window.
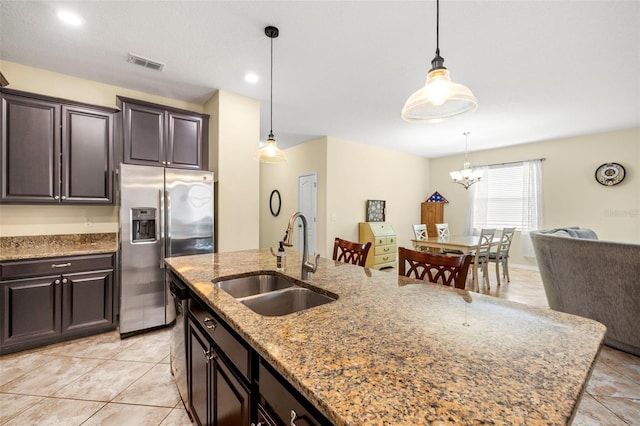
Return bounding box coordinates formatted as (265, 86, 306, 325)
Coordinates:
(466, 159, 543, 256)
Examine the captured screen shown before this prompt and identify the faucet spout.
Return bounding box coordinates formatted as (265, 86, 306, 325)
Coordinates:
(283, 212, 319, 280)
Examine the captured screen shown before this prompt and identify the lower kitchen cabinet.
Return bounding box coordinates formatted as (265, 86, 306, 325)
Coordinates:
(0, 253, 116, 355)
(187, 315, 251, 426)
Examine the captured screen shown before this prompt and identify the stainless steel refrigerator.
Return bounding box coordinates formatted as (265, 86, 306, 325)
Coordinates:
(118, 163, 214, 336)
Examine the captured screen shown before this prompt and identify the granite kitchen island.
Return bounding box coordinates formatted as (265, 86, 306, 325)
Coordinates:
(165, 249, 605, 425)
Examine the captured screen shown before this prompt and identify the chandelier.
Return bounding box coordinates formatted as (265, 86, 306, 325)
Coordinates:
(450, 132, 482, 189)
(401, 0, 478, 123)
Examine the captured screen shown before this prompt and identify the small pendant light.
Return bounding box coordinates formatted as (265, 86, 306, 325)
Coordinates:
(256, 26, 288, 163)
(401, 0, 478, 123)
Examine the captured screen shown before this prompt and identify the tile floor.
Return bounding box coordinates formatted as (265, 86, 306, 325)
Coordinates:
(1, 267, 638, 425)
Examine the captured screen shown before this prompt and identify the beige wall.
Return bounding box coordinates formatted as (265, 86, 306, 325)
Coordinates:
(205, 90, 260, 251)
(259, 137, 327, 255)
(428, 127, 640, 268)
(259, 136, 430, 258)
(325, 137, 431, 255)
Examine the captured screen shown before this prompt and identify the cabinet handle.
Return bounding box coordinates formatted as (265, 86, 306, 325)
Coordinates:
(62, 278, 68, 284)
(55, 279, 61, 284)
(290, 410, 298, 426)
(51, 263, 71, 268)
(61, 195, 66, 200)
(383, 247, 389, 252)
(203, 317, 217, 330)
(203, 349, 216, 362)
(251, 423, 265, 426)
(54, 195, 60, 200)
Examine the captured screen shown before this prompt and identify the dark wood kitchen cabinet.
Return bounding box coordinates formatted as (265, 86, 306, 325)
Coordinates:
(117, 96, 208, 170)
(187, 307, 251, 426)
(0, 89, 115, 204)
(0, 253, 116, 355)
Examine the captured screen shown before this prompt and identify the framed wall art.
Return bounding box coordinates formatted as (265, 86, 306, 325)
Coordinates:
(366, 200, 386, 222)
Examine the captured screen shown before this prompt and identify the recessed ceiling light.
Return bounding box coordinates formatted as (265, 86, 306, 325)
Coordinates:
(244, 73, 259, 84)
(57, 10, 85, 26)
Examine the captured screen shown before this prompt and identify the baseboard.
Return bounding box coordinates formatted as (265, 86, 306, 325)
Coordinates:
(509, 263, 540, 271)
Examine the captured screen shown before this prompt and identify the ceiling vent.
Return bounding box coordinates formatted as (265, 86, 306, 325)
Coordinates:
(127, 53, 165, 72)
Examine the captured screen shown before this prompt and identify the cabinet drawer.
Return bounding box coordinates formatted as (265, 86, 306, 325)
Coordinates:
(259, 360, 330, 426)
(189, 297, 251, 381)
(387, 236, 396, 245)
(374, 252, 396, 265)
(374, 244, 396, 256)
(0, 254, 115, 279)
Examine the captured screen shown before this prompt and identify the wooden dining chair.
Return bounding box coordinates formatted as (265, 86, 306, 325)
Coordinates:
(489, 227, 516, 285)
(470, 228, 497, 291)
(332, 238, 372, 267)
(398, 247, 471, 289)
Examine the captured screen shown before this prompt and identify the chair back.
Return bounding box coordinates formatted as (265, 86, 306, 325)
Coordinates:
(473, 228, 497, 264)
(332, 238, 372, 267)
(398, 247, 471, 289)
(497, 227, 516, 257)
(435, 223, 450, 239)
(412, 224, 428, 241)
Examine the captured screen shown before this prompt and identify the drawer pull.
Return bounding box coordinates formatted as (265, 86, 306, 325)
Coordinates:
(203, 349, 216, 362)
(383, 247, 389, 252)
(290, 410, 298, 426)
(51, 263, 71, 268)
(203, 317, 217, 330)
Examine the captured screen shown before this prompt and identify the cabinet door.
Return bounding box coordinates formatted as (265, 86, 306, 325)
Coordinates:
(167, 112, 202, 169)
(213, 354, 250, 426)
(61, 270, 113, 334)
(188, 317, 212, 426)
(1, 276, 60, 347)
(0, 94, 60, 203)
(62, 106, 114, 203)
(421, 203, 444, 239)
(122, 101, 165, 166)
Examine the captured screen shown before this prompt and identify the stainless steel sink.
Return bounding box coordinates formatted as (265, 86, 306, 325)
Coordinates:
(240, 287, 336, 317)
(214, 274, 295, 299)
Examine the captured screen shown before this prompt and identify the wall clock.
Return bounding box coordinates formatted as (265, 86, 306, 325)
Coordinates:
(595, 163, 625, 186)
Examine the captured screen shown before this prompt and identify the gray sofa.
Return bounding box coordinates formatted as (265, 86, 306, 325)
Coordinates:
(531, 227, 640, 356)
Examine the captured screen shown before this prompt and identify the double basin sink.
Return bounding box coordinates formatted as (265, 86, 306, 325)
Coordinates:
(214, 273, 337, 316)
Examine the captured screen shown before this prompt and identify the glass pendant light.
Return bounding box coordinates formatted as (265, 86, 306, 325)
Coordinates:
(450, 132, 482, 189)
(256, 26, 288, 163)
(401, 0, 478, 123)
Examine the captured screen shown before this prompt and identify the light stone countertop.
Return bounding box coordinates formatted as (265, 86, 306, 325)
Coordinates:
(165, 249, 606, 426)
(0, 233, 118, 261)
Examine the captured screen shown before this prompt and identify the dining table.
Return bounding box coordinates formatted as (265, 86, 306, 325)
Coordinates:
(411, 235, 500, 254)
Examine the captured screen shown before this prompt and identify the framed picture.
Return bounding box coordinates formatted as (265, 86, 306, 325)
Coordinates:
(366, 200, 386, 222)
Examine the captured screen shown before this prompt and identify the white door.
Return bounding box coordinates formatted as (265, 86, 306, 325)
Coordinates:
(297, 173, 317, 255)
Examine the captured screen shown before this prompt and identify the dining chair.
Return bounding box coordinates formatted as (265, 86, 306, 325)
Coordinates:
(332, 237, 372, 267)
(398, 247, 471, 289)
(412, 224, 428, 241)
(435, 223, 464, 255)
(470, 228, 497, 291)
(488, 227, 516, 285)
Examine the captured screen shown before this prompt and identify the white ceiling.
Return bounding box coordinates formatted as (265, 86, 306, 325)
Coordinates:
(1, 1, 639, 158)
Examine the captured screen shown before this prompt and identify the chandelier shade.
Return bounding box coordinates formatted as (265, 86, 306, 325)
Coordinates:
(256, 26, 288, 163)
(401, 0, 477, 123)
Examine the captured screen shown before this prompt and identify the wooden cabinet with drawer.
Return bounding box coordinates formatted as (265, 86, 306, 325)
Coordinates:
(359, 222, 397, 270)
(0, 253, 116, 355)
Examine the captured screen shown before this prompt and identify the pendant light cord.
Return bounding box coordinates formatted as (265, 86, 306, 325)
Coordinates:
(435, 0, 440, 56)
(464, 132, 470, 162)
(269, 35, 274, 136)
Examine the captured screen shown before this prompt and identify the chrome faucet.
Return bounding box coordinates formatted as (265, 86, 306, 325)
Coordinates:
(282, 212, 320, 280)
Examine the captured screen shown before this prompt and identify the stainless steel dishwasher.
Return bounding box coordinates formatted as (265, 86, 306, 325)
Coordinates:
(167, 272, 191, 419)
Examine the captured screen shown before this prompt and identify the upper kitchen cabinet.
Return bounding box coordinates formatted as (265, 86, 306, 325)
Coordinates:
(0, 89, 115, 204)
(117, 96, 209, 170)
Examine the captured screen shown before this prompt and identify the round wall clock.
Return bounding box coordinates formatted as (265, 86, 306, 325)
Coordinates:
(595, 163, 625, 186)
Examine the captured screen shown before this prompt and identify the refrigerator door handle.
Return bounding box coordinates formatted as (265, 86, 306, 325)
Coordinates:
(159, 189, 166, 269)
(165, 189, 171, 259)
